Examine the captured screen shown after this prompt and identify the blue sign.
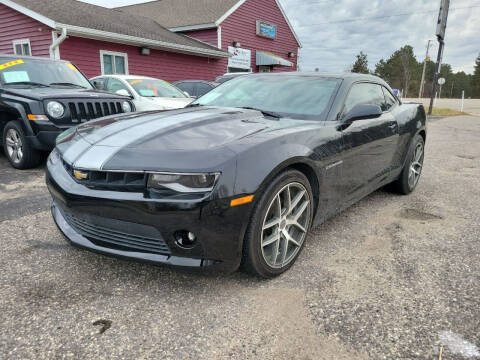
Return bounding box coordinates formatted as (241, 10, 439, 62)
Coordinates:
(256, 20, 277, 39)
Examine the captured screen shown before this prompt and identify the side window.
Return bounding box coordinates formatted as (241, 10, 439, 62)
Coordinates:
(344, 83, 386, 114)
(92, 77, 106, 90)
(106, 78, 131, 96)
(382, 87, 397, 111)
(196, 83, 214, 97)
(176, 82, 195, 97)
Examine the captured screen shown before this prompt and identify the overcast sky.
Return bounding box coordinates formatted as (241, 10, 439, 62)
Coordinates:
(80, 0, 479, 74)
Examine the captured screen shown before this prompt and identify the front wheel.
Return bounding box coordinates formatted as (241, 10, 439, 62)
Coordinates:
(2, 120, 41, 169)
(392, 134, 425, 194)
(242, 170, 314, 278)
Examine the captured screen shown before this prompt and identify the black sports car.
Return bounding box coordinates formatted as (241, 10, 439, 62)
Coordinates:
(46, 73, 426, 277)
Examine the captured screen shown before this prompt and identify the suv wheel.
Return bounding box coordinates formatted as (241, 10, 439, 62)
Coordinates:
(242, 169, 314, 277)
(3, 121, 41, 169)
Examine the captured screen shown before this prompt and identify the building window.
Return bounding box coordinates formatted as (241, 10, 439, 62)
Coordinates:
(12, 39, 31, 56)
(100, 50, 128, 75)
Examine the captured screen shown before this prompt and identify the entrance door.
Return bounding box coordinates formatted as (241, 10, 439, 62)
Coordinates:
(259, 66, 271, 72)
(340, 82, 399, 204)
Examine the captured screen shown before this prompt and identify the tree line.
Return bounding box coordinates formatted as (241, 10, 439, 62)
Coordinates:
(350, 47, 480, 99)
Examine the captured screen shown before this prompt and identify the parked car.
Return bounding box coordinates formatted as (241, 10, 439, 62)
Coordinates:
(91, 75, 193, 111)
(0, 54, 134, 169)
(173, 80, 218, 99)
(215, 72, 250, 84)
(47, 73, 426, 277)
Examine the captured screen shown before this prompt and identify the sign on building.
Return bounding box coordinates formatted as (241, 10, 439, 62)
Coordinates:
(228, 46, 251, 70)
(256, 20, 277, 39)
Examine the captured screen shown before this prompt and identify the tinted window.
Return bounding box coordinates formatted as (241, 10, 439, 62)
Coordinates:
(175, 82, 195, 96)
(194, 75, 341, 120)
(344, 83, 385, 114)
(196, 82, 214, 97)
(382, 87, 397, 111)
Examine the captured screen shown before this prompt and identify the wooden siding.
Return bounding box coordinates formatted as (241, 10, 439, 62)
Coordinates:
(182, 28, 218, 48)
(59, 36, 225, 82)
(0, 3, 52, 57)
(220, 0, 299, 72)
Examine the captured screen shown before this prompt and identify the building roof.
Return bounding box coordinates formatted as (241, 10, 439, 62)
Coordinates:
(1, 0, 228, 58)
(118, 0, 302, 47)
(118, 0, 240, 30)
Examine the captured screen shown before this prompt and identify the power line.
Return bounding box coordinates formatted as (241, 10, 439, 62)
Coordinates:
(297, 4, 480, 26)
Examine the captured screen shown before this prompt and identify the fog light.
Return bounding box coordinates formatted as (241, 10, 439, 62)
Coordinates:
(174, 230, 197, 249)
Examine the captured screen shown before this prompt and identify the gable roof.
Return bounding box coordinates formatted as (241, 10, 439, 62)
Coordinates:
(0, 0, 228, 58)
(118, 0, 301, 47)
(118, 0, 239, 30)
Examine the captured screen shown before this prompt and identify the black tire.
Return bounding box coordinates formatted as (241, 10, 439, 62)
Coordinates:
(2, 120, 41, 169)
(392, 134, 425, 195)
(242, 169, 314, 278)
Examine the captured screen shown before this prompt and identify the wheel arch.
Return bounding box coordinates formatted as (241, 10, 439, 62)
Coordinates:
(253, 157, 321, 217)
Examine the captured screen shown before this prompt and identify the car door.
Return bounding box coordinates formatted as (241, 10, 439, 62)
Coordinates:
(340, 82, 399, 203)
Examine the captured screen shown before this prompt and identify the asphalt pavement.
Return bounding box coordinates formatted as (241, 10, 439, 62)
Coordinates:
(1, 115, 479, 359)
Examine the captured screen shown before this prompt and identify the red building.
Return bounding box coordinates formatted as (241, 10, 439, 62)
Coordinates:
(0, 0, 301, 82)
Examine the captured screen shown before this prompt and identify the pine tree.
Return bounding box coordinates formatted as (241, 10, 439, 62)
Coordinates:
(472, 53, 480, 98)
(351, 51, 369, 74)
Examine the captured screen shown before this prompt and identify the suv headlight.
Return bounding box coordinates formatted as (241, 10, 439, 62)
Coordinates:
(122, 101, 132, 113)
(147, 173, 220, 193)
(46, 101, 65, 118)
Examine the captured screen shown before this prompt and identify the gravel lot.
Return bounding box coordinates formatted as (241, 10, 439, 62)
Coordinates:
(1, 115, 479, 359)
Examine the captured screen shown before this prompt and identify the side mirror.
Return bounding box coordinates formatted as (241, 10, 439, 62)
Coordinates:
(343, 104, 382, 122)
(92, 80, 104, 90)
(183, 91, 191, 97)
(115, 89, 131, 97)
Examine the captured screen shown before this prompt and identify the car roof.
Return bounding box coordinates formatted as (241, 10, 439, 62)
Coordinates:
(0, 53, 68, 63)
(223, 72, 391, 88)
(91, 74, 167, 81)
(173, 80, 215, 84)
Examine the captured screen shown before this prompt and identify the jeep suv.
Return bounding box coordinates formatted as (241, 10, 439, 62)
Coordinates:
(0, 54, 134, 169)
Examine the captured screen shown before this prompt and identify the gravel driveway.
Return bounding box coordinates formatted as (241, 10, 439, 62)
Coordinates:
(1, 115, 479, 359)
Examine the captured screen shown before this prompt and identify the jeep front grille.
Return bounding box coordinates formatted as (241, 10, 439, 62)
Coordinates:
(68, 101, 123, 123)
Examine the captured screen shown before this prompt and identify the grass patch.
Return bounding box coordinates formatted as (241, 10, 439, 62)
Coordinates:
(425, 107, 469, 116)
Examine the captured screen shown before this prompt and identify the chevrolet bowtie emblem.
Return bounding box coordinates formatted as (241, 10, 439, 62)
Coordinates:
(73, 169, 88, 180)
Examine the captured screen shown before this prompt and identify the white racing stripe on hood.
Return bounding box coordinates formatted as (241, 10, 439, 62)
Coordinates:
(73, 110, 217, 170)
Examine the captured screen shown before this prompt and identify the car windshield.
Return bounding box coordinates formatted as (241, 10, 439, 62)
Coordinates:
(0, 57, 92, 89)
(193, 75, 341, 119)
(127, 78, 187, 98)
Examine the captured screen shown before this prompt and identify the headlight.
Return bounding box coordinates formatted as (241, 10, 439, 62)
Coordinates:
(48, 148, 61, 165)
(121, 101, 132, 113)
(147, 172, 220, 193)
(46, 101, 65, 118)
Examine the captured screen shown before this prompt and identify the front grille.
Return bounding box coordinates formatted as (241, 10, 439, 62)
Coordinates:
(62, 209, 171, 255)
(68, 101, 123, 123)
(63, 161, 146, 192)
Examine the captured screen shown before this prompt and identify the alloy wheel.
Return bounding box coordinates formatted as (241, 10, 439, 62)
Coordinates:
(261, 182, 311, 269)
(408, 142, 424, 189)
(5, 129, 23, 164)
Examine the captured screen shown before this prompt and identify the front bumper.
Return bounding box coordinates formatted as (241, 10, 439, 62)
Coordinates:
(46, 155, 253, 273)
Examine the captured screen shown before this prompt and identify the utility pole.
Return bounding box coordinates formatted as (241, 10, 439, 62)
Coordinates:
(419, 39, 432, 98)
(428, 0, 450, 115)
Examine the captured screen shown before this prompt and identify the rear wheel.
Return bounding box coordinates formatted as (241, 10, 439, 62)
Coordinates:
(2, 120, 41, 169)
(242, 170, 313, 277)
(392, 134, 425, 194)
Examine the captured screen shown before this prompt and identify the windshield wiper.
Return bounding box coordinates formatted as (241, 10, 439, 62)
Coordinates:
(50, 82, 86, 88)
(5, 81, 49, 87)
(186, 103, 203, 108)
(239, 107, 281, 119)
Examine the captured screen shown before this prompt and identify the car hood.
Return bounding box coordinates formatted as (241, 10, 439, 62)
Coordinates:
(3, 87, 128, 101)
(58, 107, 273, 171)
(140, 97, 193, 109)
